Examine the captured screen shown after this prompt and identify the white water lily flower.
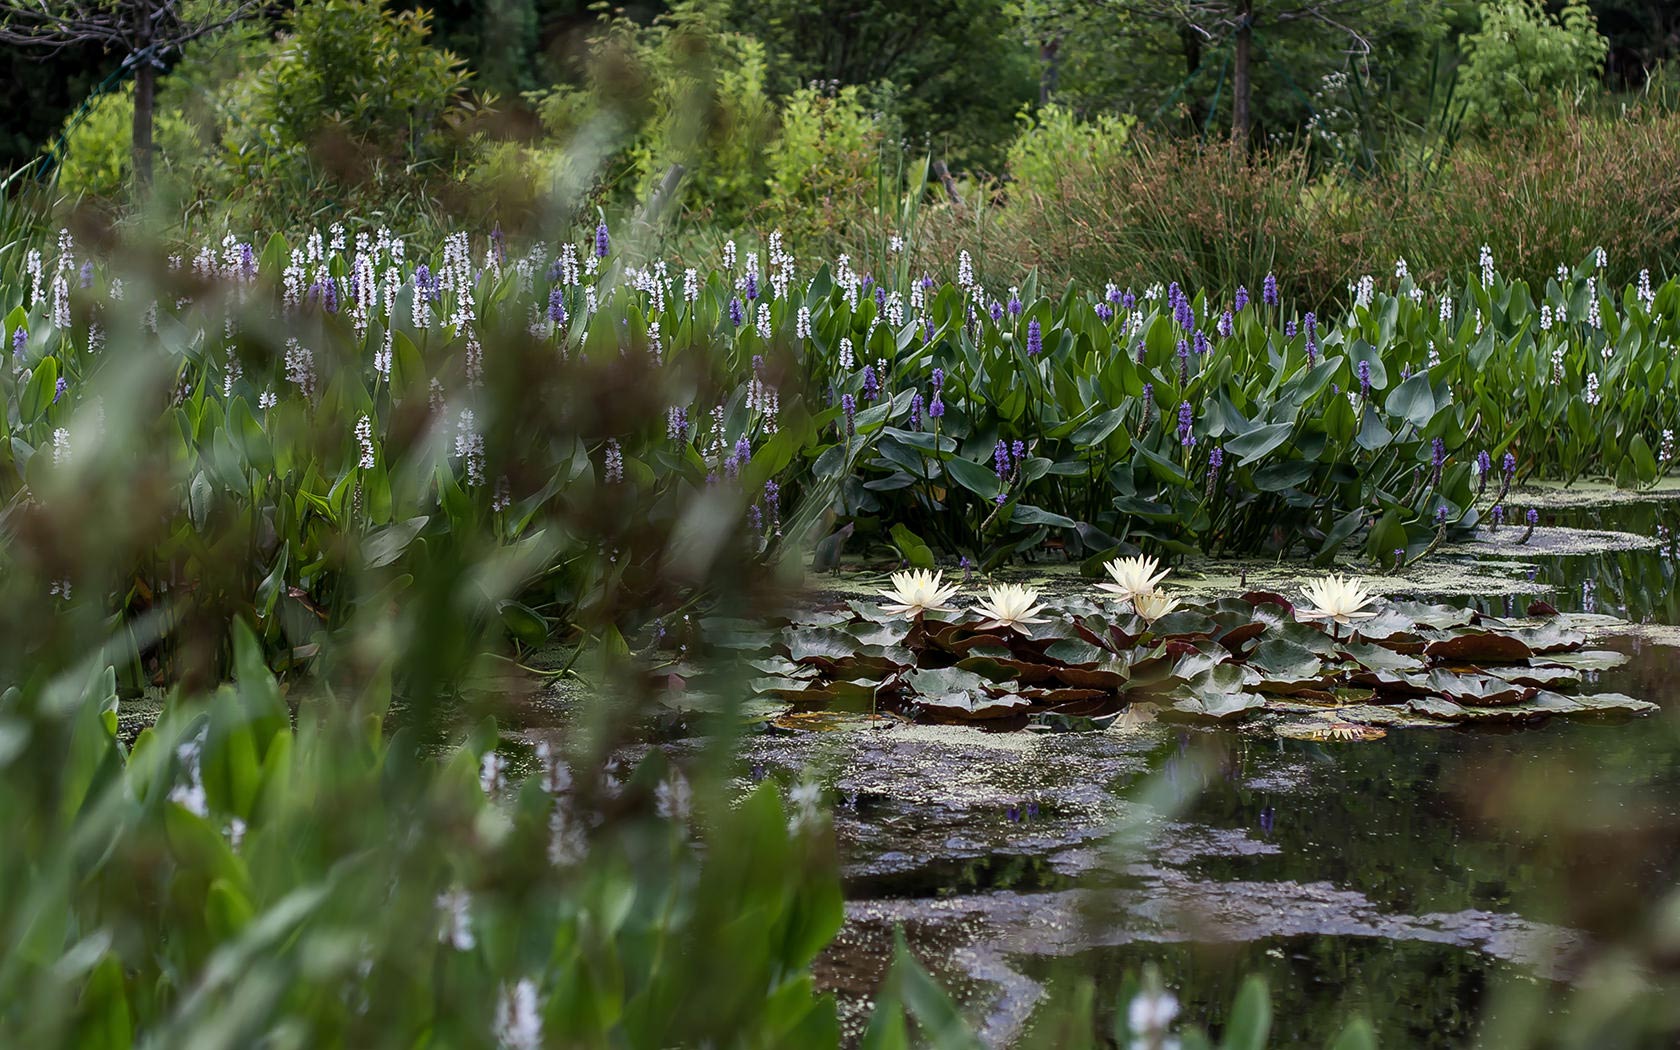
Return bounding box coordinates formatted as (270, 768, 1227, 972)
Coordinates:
(973, 584, 1050, 631)
(1098, 555, 1170, 601)
(878, 569, 959, 617)
(1296, 574, 1380, 626)
(1131, 589, 1182, 623)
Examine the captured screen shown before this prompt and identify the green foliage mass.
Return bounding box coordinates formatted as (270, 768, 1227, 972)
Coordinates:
(1004, 103, 1134, 202)
(725, 0, 1038, 170)
(1459, 0, 1609, 129)
(55, 85, 202, 200)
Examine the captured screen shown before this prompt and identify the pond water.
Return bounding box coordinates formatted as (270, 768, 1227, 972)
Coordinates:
(776, 496, 1680, 1046)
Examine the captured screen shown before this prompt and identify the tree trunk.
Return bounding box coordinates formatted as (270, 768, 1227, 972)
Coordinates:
(1038, 37, 1060, 107)
(1181, 26, 1204, 135)
(133, 58, 155, 197)
(1232, 0, 1253, 144)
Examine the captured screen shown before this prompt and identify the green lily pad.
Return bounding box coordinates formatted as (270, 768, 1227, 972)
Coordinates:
(1389, 601, 1476, 630)
(1539, 650, 1631, 671)
(1339, 641, 1424, 674)
(905, 666, 992, 698)
(1569, 692, 1660, 716)
(1507, 621, 1586, 654)
(1497, 666, 1582, 690)
(783, 626, 861, 663)
(915, 690, 1034, 722)
(1423, 631, 1533, 663)
(1052, 659, 1132, 690)
(1166, 692, 1268, 722)
(1249, 637, 1325, 681)
(1044, 638, 1110, 667)
(1424, 669, 1536, 706)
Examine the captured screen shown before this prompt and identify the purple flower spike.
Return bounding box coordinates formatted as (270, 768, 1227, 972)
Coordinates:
(1209, 445, 1224, 470)
(862, 365, 879, 402)
(594, 222, 610, 258)
(928, 391, 945, 419)
(1358, 361, 1371, 399)
(993, 440, 1011, 479)
(729, 297, 744, 327)
(842, 394, 857, 437)
(1502, 452, 1516, 481)
(931, 367, 945, 391)
(910, 393, 924, 431)
(1263, 273, 1279, 306)
(1526, 508, 1539, 526)
(1026, 318, 1042, 356)
(990, 300, 1003, 323)
(11, 328, 24, 356)
(548, 288, 567, 325)
(1234, 286, 1249, 312)
(1177, 400, 1195, 446)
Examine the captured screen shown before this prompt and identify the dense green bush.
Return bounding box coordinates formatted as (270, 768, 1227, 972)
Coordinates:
(213, 0, 479, 229)
(1459, 0, 1607, 130)
(1004, 104, 1134, 203)
(55, 84, 202, 200)
(532, 0, 775, 224)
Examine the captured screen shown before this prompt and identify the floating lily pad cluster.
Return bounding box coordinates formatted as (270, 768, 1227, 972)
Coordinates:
(745, 591, 1655, 734)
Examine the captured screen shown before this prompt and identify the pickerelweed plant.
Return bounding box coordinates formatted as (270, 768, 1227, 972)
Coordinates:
(1, 226, 1675, 689)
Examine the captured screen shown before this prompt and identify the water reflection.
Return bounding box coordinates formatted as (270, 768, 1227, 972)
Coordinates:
(1459, 501, 1680, 622)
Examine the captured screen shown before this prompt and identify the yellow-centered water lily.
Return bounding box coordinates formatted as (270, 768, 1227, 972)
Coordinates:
(877, 569, 959, 618)
(1098, 555, 1170, 601)
(972, 584, 1050, 631)
(1131, 588, 1182, 623)
(1296, 574, 1380, 626)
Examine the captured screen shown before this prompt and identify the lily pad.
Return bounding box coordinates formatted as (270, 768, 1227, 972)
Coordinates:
(1052, 659, 1132, 690)
(1423, 631, 1533, 663)
(1507, 621, 1586, 654)
(1569, 692, 1660, 716)
(915, 690, 1034, 722)
(1539, 650, 1631, 671)
(1248, 637, 1325, 683)
(783, 626, 861, 664)
(905, 666, 992, 698)
(1339, 641, 1424, 674)
(1165, 692, 1268, 722)
(1424, 669, 1535, 706)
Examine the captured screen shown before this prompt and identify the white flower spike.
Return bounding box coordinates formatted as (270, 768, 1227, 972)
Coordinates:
(972, 584, 1049, 632)
(878, 569, 959, 618)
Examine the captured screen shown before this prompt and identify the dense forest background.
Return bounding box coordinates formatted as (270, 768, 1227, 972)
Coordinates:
(3, 0, 1679, 304)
